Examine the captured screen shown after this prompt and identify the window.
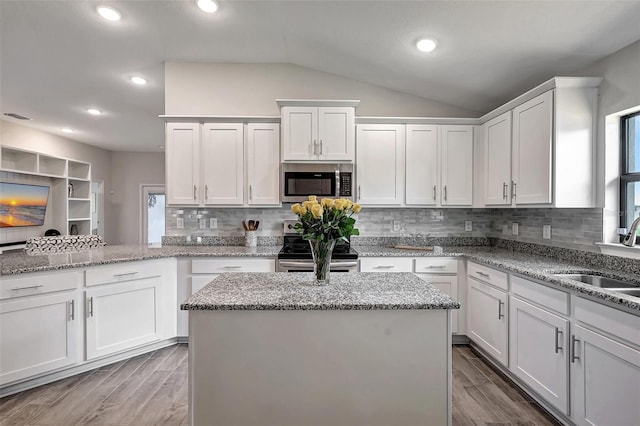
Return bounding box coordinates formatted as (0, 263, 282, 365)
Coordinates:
(621, 111, 640, 243)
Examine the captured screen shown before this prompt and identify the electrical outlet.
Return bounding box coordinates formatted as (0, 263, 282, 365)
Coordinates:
(210, 218, 218, 229)
(199, 218, 207, 229)
(543, 225, 551, 239)
(512, 222, 519, 235)
(465, 220, 473, 232)
(176, 217, 184, 229)
(393, 220, 402, 231)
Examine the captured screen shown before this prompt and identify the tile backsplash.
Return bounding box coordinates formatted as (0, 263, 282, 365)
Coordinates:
(165, 205, 605, 251)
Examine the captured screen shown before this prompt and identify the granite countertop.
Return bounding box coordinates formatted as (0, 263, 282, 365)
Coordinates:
(0, 244, 281, 275)
(2, 243, 639, 312)
(181, 272, 461, 311)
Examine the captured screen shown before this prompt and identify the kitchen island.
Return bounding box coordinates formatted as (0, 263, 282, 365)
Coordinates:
(181, 272, 460, 426)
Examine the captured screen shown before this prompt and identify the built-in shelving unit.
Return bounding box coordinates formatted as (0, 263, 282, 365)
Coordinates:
(0, 146, 92, 236)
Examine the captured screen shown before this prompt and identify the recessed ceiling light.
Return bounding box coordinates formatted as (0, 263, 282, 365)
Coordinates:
(130, 76, 147, 85)
(197, 0, 218, 13)
(61, 128, 74, 133)
(87, 108, 102, 116)
(416, 38, 438, 53)
(97, 6, 121, 21)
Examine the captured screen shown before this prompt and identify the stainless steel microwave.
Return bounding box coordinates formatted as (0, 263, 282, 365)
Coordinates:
(282, 163, 354, 203)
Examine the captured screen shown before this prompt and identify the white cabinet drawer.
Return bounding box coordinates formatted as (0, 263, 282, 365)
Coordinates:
(85, 260, 162, 287)
(467, 261, 508, 291)
(574, 297, 640, 347)
(511, 275, 569, 316)
(359, 257, 413, 272)
(191, 258, 275, 274)
(1, 270, 81, 300)
(414, 258, 458, 274)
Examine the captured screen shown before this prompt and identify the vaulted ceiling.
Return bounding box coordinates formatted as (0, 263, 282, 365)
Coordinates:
(2, 1, 640, 151)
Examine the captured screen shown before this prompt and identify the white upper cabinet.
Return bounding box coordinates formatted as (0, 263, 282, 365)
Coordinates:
(484, 112, 512, 205)
(166, 121, 280, 207)
(480, 79, 599, 208)
(405, 125, 439, 206)
(440, 125, 473, 206)
(281, 103, 355, 162)
(166, 123, 201, 205)
(356, 124, 405, 205)
(246, 123, 280, 206)
(512, 91, 553, 205)
(202, 123, 244, 206)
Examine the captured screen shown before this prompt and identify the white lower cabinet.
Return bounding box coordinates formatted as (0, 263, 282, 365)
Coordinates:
(467, 276, 508, 366)
(570, 324, 640, 426)
(177, 257, 276, 337)
(85, 277, 164, 360)
(509, 296, 569, 414)
(570, 297, 640, 426)
(417, 274, 459, 333)
(0, 291, 80, 385)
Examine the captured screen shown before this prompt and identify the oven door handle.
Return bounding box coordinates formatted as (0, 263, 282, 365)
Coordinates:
(279, 261, 358, 269)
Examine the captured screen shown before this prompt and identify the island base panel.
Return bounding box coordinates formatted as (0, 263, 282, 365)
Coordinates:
(189, 309, 451, 426)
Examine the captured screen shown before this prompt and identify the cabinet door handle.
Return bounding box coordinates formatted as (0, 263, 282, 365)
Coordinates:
(205, 185, 209, 201)
(424, 265, 446, 269)
(374, 265, 396, 269)
(223, 266, 243, 269)
(497, 300, 505, 319)
(319, 139, 323, 155)
(313, 139, 318, 155)
(113, 272, 139, 278)
(88, 297, 94, 317)
(432, 185, 436, 200)
(476, 271, 490, 279)
(571, 335, 580, 363)
(358, 185, 361, 201)
(11, 284, 43, 291)
(512, 181, 517, 199)
(193, 185, 197, 200)
(554, 328, 563, 353)
(249, 185, 253, 201)
(503, 182, 508, 200)
(443, 186, 448, 201)
(69, 300, 75, 321)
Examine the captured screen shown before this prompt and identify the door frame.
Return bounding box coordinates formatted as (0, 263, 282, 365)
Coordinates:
(140, 184, 165, 245)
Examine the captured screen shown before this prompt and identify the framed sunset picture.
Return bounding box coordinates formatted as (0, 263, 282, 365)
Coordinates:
(0, 182, 50, 228)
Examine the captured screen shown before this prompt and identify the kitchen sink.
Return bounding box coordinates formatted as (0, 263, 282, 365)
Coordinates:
(611, 288, 640, 297)
(555, 273, 638, 289)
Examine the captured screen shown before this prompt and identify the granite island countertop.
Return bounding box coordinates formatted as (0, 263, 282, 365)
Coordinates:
(181, 272, 461, 311)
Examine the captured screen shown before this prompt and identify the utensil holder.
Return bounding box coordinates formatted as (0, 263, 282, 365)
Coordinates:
(244, 230, 257, 247)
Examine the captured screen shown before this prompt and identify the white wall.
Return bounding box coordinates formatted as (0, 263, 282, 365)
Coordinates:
(573, 39, 640, 243)
(110, 151, 165, 245)
(0, 119, 115, 243)
(165, 62, 479, 117)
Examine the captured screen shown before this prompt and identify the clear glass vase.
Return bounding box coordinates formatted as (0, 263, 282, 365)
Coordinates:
(309, 239, 336, 284)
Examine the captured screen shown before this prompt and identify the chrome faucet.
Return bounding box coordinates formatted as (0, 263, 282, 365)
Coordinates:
(622, 216, 640, 247)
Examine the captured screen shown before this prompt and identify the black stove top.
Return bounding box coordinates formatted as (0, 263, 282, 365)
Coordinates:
(277, 236, 358, 260)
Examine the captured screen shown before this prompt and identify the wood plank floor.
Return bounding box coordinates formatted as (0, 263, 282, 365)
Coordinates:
(1, 344, 559, 426)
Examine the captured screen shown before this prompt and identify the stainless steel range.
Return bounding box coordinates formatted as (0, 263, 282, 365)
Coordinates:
(277, 220, 358, 273)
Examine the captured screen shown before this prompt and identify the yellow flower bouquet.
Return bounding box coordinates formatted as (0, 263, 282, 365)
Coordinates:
(291, 195, 361, 283)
